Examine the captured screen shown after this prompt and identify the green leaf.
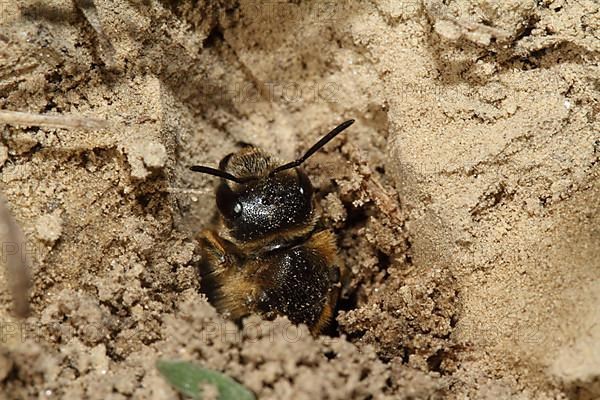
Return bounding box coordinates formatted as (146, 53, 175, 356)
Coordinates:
(156, 360, 256, 400)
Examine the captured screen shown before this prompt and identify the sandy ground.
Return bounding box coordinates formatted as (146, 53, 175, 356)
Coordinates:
(0, 0, 599, 399)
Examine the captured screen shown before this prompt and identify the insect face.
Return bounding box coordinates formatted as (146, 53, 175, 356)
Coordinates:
(216, 167, 314, 242)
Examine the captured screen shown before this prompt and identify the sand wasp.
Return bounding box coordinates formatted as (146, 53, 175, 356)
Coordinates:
(191, 119, 354, 334)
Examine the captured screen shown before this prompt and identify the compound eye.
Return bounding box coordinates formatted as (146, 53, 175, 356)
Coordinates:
(233, 201, 242, 216)
(296, 170, 314, 201)
(216, 183, 243, 220)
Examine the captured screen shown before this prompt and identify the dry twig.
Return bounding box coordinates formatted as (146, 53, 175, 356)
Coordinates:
(0, 110, 110, 131)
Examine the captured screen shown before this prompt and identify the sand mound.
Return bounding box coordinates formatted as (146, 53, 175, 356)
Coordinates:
(0, 1, 598, 398)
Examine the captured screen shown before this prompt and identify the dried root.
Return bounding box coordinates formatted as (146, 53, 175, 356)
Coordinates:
(0, 110, 111, 131)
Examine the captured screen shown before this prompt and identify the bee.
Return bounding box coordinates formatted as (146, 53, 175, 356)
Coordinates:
(190, 119, 355, 334)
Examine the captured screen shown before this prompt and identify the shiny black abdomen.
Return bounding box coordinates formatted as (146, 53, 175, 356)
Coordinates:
(255, 245, 331, 328)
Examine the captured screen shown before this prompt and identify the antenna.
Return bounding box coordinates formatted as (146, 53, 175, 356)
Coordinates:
(270, 119, 355, 176)
(189, 165, 246, 184)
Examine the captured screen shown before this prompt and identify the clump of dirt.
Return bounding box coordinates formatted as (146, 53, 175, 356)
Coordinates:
(0, 0, 598, 399)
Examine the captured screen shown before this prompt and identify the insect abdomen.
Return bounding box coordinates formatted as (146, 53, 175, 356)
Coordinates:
(252, 230, 341, 331)
(255, 246, 330, 328)
(199, 229, 341, 333)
